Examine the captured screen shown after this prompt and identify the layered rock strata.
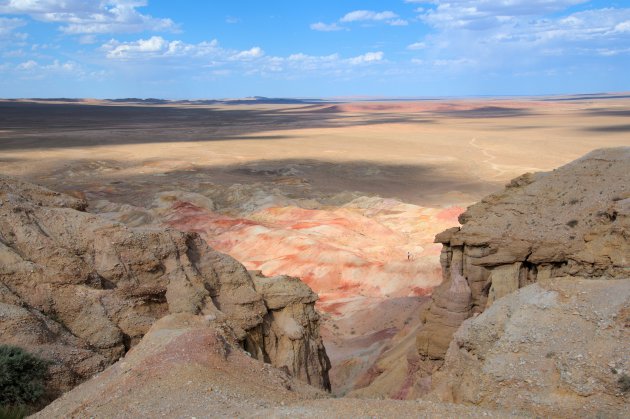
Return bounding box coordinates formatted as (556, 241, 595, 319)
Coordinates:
(0, 175, 330, 397)
(416, 147, 629, 366)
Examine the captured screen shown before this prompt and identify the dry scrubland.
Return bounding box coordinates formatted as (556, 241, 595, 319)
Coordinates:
(1, 95, 629, 399)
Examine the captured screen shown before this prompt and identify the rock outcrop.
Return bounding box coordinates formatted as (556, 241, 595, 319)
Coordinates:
(0, 175, 330, 398)
(248, 272, 331, 390)
(34, 313, 328, 418)
(154, 189, 461, 396)
(416, 147, 629, 368)
(33, 314, 517, 418)
(431, 278, 630, 417)
(407, 147, 630, 415)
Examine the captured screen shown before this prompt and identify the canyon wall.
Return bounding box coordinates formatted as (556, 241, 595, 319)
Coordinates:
(0, 175, 330, 398)
(417, 147, 629, 366)
(411, 147, 630, 415)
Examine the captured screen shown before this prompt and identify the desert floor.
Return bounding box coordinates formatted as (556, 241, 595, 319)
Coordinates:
(1, 95, 628, 394)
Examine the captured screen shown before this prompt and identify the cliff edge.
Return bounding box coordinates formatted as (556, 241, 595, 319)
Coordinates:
(0, 175, 331, 401)
(416, 147, 629, 415)
(418, 147, 629, 364)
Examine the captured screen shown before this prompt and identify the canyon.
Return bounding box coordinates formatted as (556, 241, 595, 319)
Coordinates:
(0, 97, 629, 416)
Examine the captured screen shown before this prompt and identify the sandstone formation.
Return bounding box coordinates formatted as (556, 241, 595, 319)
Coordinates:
(112, 185, 462, 396)
(33, 313, 327, 418)
(417, 147, 629, 367)
(0, 175, 330, 397)
(431, 278, 630, 417)
(398, 147, 630, 416)
(353, 148, 630, 402)
(33, 314, 516, 418)
(250, 272, 331, 389)
(159, 193, 459, 303)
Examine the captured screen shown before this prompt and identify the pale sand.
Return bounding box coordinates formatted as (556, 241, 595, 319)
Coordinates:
(1, 97, 628, 206)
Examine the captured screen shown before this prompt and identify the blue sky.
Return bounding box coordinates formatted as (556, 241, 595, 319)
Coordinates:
(0, 0, 629, 98)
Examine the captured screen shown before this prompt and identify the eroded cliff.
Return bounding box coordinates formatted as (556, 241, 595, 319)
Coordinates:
(417, 147, 629, 367)
(409, 147, 630, 415)
(0, 175, 330, 399)
(352, 148, 630, 402)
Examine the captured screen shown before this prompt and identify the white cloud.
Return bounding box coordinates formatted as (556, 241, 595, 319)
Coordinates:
(388, 19, 409, 26)
(288, 53, 339, 62)
(432, 58, 475, 66)
(396, 3, 630, 86)
(284, 52, 340, 72)
(260, 51, 386, 77)
(312, 9, 407, 31)
(310, 22, 343, 32)
(78, 34, 97, 44)
(3, 48, 24, 57)
(407, 41, 426, 50)
(0, 16, 26, 37)
(30, 43, 56, 50)
(44, 59, 81, 72)
(15, 58, 86, 77)
(231, 46, 264, 60)
(348, 51, 384, 65)
(0, 0, 177, 34)
(410, 56, 476, 69)
(103, 36, 220, 59)
(418, 1, 590, 30)
(17, 59, 37, 70)
(498, 8, 630, 44)
(340, 10, 398, 23)
(614, 21, 630, 33)
(105, 36, 167, 58)
(100, 34, 387, 81)
(596, 47, 630, 56)
(414, 4, 630, 64)
(103, 37, 268, 68)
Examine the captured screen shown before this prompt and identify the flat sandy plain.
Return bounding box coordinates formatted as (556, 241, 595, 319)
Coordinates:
(1, 95, 629, 204)
(1, 94, 629, 395)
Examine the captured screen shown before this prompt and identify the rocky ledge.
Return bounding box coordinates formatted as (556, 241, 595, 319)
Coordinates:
(0, 175, 330, 400)
(413, 147, 629, 416)
(417, 147, 629, 364)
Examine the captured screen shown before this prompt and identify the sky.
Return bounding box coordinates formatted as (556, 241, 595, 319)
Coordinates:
(0, 0, 629, 98)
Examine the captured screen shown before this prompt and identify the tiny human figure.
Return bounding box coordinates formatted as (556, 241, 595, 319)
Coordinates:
(407, 252, 411, 261)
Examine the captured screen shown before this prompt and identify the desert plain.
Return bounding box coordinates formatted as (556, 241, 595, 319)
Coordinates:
(1, 94, 629, 395)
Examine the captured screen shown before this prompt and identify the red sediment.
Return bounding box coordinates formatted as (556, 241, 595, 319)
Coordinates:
(436, 206, 465, 222)
(317, 301, 347, 316)
(162, 199, 460, 320)
(354, 364, 385, 389)
(409, 286, 432, 296)
(332, 100, 560, 114)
